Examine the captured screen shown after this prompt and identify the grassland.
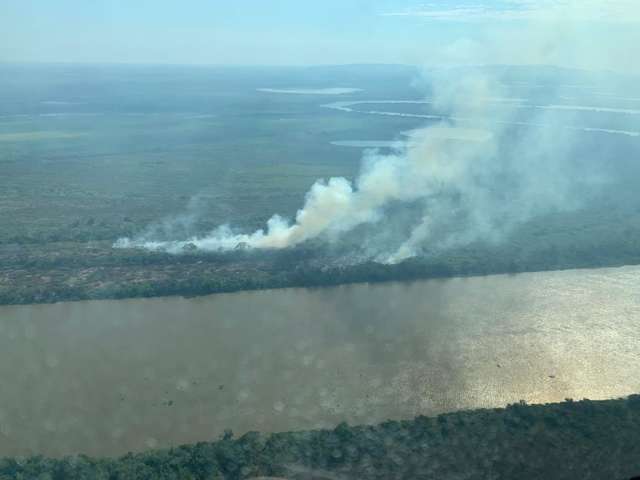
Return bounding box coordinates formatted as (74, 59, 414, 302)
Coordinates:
(2, 64, 640, 305)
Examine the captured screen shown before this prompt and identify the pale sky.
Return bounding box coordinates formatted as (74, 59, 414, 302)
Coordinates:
(2, 1, 639, 71)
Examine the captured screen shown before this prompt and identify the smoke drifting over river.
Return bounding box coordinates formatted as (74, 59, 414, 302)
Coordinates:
(115, 2, 639, 262)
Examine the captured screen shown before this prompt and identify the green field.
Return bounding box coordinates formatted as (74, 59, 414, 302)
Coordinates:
(2, 63, 640, 305)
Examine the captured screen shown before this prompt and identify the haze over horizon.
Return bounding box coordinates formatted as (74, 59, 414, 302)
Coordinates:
(3, 1, 640, 74)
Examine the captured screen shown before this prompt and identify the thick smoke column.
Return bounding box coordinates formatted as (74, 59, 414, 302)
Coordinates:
(115, 1, 638, 261)
(114, 100, 504, 258)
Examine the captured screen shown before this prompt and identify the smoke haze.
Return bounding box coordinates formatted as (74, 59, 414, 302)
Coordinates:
(115, 1, 639, 263)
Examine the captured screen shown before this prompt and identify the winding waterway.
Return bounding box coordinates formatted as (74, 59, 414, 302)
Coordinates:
(1, 265, 639, 457)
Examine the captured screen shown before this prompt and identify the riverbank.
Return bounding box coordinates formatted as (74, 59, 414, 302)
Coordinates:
(2, 266, 639, 457)
(3, 204, 640, 306)
(2, 396, 639, 480)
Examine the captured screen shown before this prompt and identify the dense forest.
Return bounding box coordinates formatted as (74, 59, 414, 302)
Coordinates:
(2, 202, 640, 305)
(2, 396, 639, 480)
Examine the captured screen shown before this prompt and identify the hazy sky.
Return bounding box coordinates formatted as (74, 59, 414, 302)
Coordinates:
(2, 1, 639, 69)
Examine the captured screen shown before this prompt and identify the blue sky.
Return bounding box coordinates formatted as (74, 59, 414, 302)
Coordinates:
(2, 1, 639, 68)
(0, 0, 456, 65)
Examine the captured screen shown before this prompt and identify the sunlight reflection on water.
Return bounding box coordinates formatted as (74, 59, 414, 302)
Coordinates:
(0, 265, 639, 456)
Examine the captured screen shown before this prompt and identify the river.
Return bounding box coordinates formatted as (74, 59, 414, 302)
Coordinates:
(1, 265, 639, 457)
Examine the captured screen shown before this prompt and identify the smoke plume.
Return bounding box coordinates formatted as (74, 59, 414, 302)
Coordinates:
(115, 1, 639, 262)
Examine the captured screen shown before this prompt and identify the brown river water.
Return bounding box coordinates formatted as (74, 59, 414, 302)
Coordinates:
(0, 265, 639, 457)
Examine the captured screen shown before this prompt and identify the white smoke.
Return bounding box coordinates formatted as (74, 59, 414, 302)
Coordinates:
(115, 1, 639, 261)
(115, 112, 503, 258)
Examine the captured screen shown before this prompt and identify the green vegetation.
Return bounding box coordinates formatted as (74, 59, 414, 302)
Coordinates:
(2, 64, 640, 305)
(2, 396, 640, 479)
(2, 203, 640, 305)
